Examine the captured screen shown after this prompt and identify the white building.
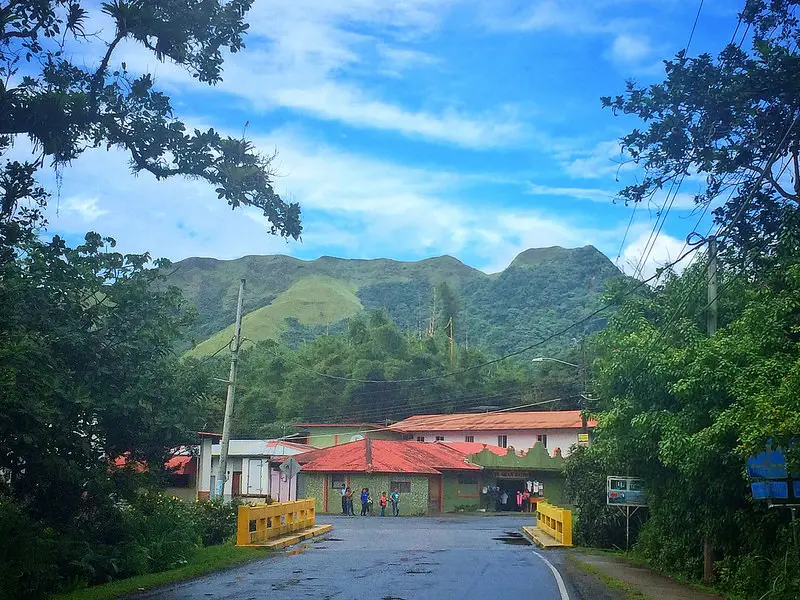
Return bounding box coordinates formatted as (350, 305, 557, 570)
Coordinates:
(389, 410, 593, 457)
(196, 433, 315, 502)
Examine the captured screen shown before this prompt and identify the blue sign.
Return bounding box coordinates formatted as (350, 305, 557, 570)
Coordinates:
(746, 450, 788, 480)
(751, 481, 789, 500)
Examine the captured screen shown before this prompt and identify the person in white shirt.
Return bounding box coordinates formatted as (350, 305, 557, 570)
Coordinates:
(340, 483, 347, 514)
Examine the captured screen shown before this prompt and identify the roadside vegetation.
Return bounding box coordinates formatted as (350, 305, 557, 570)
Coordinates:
(565, 2, 800, 598)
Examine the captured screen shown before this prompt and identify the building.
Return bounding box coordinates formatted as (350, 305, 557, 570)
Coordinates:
(292, 423, 401, 448)
(293, 438, 484, 515)
(389, 410, 594, 457)
(195, 432, 315, 502)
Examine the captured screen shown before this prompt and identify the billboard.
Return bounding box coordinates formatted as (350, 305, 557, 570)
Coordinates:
(607, 476, 648, 507)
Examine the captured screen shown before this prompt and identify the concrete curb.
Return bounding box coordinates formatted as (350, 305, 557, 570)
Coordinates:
(242, 524, 333, 550)
(521, 525, 567, 549)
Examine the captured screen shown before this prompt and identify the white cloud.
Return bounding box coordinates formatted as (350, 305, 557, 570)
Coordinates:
(527, 183, 616, 204)
(61, 196, 109, 222)
(91, 0, 524, 149)
(609, 33, 652, 64)
(560, 139, 634, 180)
(619, 231, 689, 280)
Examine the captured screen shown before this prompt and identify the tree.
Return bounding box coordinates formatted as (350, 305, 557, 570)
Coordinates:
(0, 209, 212, 534)
(602, 0, 800, 268)
(0, 0, 301, 237)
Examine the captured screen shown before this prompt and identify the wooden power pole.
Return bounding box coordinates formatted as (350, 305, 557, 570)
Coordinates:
(215, 278, 246, 501)
(703, 237, 718, 583)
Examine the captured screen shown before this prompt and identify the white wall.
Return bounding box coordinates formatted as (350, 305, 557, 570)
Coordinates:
(413, 429, 583, 456)
(270, 467, 296, 502)
(197, 437, 213, 499)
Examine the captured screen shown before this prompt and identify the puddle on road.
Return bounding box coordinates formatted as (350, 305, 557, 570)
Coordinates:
(272, 578, 301, 590)
(504, 531, 523, 537)
(284, 544, 311, 556)
(493, 536, 532, 545)
(405, 569, 433, 574)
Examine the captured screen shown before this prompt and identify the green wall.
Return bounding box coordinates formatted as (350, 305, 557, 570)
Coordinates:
(442, 472, 481, 512)
(305, 472, 430, 515)
(301, 426, 402, 448)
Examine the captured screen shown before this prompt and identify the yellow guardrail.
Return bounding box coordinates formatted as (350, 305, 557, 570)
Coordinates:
(536, 500, 573, 546)
(237, 499, 316, 546)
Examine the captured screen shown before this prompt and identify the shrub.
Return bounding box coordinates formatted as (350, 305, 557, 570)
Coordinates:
(121, 493, 202, 573)
(190, 498, 240, 546)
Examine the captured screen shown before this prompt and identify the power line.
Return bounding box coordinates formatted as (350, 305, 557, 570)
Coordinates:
(686, 0, 705, 52)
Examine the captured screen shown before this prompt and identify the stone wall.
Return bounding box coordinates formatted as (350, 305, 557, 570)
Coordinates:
(305, 472, 431, 515)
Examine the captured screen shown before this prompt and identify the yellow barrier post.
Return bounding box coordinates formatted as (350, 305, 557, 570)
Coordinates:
(237, 499, 322, 546)
(535, 500, 573, 546)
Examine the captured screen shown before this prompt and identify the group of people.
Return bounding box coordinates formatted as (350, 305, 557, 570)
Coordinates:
(340, 485, 401, 516)
(498, 489, 533, 512)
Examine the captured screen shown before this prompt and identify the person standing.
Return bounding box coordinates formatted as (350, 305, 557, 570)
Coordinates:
(360, 488, 369, 516)
(345, 487, 354, 516)
(340, 483, 347, 515)
(379, 491, 388, 516)
(390, 488, 400, 516)
(516, 490, 523, 512)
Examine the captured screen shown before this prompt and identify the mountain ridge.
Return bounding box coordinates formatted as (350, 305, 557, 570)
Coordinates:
(170, 245, 623, 357)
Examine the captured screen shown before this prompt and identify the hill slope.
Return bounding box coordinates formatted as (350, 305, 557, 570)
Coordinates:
(170, 246, 623, 356)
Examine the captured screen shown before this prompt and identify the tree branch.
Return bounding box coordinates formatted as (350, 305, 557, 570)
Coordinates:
(742, 163, 800, 201)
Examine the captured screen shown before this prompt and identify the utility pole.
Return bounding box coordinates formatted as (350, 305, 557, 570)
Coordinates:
(215, 278, 245, 501)
(703, 237, 718, 583)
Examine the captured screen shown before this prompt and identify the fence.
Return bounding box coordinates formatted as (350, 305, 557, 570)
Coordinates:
(536, 500, 573, 546)
(237, 499, 316, 546)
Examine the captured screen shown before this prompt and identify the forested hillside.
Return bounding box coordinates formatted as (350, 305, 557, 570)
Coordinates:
(171, 245, 622, 357)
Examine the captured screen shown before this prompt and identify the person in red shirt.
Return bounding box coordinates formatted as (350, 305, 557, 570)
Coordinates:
(379, 491, 388, 516)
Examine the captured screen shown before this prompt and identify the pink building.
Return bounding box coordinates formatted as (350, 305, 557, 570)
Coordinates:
(389, 410, 594, 457)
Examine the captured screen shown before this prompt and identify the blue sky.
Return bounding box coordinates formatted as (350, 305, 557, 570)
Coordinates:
(38, 0, 741, 277)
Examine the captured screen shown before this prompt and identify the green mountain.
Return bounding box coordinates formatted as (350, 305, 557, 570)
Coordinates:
(170, 245, 623, 357)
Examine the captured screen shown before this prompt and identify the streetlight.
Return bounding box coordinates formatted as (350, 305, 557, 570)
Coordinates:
(531, 357, 580, 368)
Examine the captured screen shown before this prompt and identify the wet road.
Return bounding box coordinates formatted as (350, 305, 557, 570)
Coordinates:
(140, 515, 578, 600)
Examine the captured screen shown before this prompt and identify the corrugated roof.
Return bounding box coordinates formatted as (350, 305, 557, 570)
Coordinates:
(264, 440, 317, 452)
(294, 423, 389, 429)
(390, 410, 596, 432)
(295, 439, 481, 474)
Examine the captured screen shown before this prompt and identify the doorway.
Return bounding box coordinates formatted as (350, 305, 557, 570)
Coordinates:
(497, 479, 526, 511)
(428, 476, 442, 514)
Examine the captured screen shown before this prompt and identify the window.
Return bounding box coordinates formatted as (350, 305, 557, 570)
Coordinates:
(457, 474, 479, 498)
(390, 481, 411, 493)
(457, 475, 478, 485)
(537, 434, 548, 448)
(465, 435, 474, 443)
(331, 477, 346, 489)
(416, 436, 425, 442)
(435, 435, 445, 442)
(497, 435, 508, 448)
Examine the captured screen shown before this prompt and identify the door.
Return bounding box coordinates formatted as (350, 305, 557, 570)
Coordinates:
(247, 460, 262, 495)
(428, 476, 442, 515)
(232, 471, 242, 497)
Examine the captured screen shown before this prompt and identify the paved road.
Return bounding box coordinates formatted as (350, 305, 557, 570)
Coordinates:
(140, 515, 589, 600)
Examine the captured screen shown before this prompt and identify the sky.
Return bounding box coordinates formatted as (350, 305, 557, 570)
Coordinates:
(32, 0, 742, 278)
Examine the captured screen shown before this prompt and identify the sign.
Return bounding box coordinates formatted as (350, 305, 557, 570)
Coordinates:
(279, 457, 302, 481)
(577, 433, 589, 445)
(607, 476, 647, 507)
(746, 447, 800, 506)
(747, 450, 788, 479)
(496, 470, 526, 479)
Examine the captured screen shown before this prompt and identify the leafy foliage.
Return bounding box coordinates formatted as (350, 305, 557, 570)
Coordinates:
(0, 0, 301, 237)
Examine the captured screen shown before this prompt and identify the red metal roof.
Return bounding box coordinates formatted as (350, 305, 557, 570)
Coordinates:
(264, 440, 317, 452)
(390, 410, 596, 432)
(293, 423, 389, 429)
(295, 439, 481, 475)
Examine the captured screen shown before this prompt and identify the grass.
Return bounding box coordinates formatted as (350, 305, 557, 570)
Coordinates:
(187, 275, 363, 357)
(52, 544, 271, 600)
(568, 555, 649, 599)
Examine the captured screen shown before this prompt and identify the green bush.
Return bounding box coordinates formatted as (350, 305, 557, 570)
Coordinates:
(122, 493, 202, 573)
(190, 498, 240, 546)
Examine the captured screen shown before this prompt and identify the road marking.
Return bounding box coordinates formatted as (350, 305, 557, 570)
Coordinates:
(532, 549, 570, 600)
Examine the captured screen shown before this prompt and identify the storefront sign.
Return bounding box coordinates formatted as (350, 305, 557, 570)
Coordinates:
(496, 470, 526, 479)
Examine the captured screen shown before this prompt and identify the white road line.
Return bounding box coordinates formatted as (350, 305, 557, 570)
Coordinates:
(532, 549, 570, 600)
